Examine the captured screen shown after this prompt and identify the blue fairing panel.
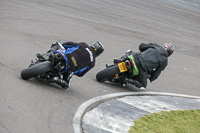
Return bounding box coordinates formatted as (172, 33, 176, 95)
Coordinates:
(74, 66, 89, 75)
(64, 45, 79, 54)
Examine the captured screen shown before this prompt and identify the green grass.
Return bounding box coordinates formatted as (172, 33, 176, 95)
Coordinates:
(129, 109, 200, 133)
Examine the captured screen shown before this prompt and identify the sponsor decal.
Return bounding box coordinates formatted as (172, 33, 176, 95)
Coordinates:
(71, 56, 77, 67)
(86, 48, 94, 62)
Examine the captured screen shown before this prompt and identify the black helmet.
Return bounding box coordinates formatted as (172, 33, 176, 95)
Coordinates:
(162, 43, 174, 57)
(91, 41, 104, 57)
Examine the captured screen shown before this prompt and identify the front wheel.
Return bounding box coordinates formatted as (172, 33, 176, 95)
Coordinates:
(21, 61, 52, 80)
(96, 65, 120, 82)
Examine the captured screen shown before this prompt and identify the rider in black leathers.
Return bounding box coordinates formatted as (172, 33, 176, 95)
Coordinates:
(120, 42, 174, 90)
(37, 41, 104, 89)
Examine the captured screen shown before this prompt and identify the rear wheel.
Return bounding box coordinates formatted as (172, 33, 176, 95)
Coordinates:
(21, 61, 52, 80)
(96, 65, 120, 82)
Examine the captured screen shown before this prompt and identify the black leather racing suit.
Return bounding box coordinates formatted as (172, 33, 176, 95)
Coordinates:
(62, 42, 96, 77)
(126, 43, 168, 88)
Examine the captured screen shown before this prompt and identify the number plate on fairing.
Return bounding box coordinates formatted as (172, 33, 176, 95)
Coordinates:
(118, 62, 127, 72)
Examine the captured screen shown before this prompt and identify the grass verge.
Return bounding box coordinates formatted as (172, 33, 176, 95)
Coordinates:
(129, 109, 200, 133)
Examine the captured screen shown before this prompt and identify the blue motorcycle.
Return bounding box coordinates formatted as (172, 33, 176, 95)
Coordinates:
(21, 42, 69, 83)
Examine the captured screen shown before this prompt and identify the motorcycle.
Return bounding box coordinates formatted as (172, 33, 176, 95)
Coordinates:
(96, 50, 140, 87)
(21, 42, 69, 84)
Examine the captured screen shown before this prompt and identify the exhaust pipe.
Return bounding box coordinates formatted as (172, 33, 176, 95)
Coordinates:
(56, 62, 65, 71)
(54, 53, 63, 61)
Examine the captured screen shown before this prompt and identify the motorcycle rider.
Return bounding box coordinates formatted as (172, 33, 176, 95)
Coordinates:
(37, 41, 104, 89)
(118, 42, 174, 90)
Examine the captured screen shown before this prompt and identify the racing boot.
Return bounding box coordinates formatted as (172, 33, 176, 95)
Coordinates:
(36, 43, 59, 61)
(113, 54, 129, 64)
(36, 53, 52, 61)
(53, 78, 69, 89)
(126, 78, 145, 90)
(63, 72, 73, 87)
(113, 58, 122, 64)
(120, 54, 129, 61)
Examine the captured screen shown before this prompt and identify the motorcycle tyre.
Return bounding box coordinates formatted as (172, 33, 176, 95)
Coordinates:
(21, 61, 52, 80)
(96, 65, 120, 82)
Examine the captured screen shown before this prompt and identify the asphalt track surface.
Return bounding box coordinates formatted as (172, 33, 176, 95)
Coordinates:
(0, 0, 200, 133)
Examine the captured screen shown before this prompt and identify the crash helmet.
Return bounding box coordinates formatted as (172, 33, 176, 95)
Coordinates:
(162, 43, 174, 57)
(90, 41, 104, 57)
